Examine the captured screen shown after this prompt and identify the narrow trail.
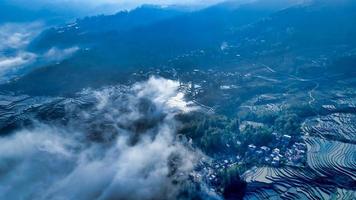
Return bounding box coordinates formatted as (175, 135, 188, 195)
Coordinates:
(308, 82, 319, 107)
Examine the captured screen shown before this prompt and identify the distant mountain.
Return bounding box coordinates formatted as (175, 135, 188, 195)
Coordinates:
(224, 0, 356, 73)
(31, 0, 301, 51)
(30, 5, 187, 51)
(230, 0, 356, 48)
(3, 0, 356, 96)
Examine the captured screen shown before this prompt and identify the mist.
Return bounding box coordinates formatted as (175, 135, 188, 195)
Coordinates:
(0, 77, 218, 200)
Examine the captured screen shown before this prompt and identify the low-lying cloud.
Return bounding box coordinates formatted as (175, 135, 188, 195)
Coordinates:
(43, 46, 79, 62)
(0, 52, 36, 76)
(0, 77, 214, 200)
(0, 22, 42, 81)
(0, 22, 43, 51)
(0, 22, 79, 83)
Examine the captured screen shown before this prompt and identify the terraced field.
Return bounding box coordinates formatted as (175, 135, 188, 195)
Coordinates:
(243, 112, 356, 199)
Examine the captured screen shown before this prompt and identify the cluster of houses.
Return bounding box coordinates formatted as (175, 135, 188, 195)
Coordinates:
(192, 134, 308, 190)
(245, 133, 307, 167)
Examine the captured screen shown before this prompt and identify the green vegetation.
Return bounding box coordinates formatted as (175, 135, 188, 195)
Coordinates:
(177, 103, 311, 158)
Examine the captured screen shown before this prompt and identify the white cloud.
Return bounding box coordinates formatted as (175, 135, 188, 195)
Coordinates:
(43, 46, 79, 61)
(0, 22, 80, 82)
(0, 22, 43, 51)
(0, 22, 43, 81)
(0, 46, 79, 82)
(0, 77, 213, 200)
(133, 76, 197, 113)
(0, 52, 37, 77)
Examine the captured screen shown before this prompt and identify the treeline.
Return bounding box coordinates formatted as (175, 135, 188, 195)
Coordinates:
(177, 103, 313, 157)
